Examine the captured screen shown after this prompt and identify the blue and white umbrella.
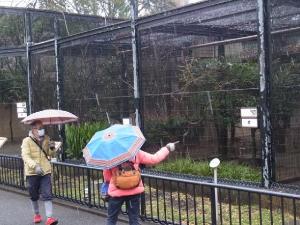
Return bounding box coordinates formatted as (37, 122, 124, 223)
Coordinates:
(83, 124, 145, 169)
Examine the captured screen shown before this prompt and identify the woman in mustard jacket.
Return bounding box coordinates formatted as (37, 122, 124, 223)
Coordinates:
(21, 120, 58, 225)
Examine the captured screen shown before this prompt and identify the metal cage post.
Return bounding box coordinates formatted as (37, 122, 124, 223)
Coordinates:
(54, 17, 66, 161)
(130, 0, 142, 128)
(257, 0, 273, 188)
(25, 11, 33, 114)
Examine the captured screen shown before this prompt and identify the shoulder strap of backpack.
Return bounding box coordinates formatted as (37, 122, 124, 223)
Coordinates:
(29, 137, 50, 161)
(133, 156, 140, 170)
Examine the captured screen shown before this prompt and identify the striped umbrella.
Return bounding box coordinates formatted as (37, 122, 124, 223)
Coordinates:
(21, 109, 78, 125)
(83, 124, 145, 169)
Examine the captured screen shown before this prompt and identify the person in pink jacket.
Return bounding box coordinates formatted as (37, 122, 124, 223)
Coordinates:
(103, 142, 176, 225)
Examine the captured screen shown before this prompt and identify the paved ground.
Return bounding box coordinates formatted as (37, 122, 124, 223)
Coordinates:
(0, 189, 128, 225)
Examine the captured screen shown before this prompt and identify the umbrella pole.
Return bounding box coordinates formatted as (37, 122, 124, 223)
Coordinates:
(58, 124, 66, 162)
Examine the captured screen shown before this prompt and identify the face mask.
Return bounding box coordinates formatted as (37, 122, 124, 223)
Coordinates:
(37, 129, 45, 137)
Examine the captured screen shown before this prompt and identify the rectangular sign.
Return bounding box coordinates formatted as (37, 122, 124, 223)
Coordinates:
(18, 112, 27, 118)
(122, 118, 131, 125)
(16, 102, 26, 108)
(241, 108, 257, 118)
(16, 102, 27, 119)
(17, 107, 27, 113)
(242, 118, 258, 128)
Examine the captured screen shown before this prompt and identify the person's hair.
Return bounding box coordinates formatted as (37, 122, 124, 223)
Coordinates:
(30, 120, 43, 128)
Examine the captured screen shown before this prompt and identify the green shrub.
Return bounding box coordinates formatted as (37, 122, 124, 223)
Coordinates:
(65, 121, 109, 159)
(155, 158, 261, 182)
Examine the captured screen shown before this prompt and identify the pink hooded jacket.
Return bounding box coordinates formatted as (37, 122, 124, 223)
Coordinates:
(103, 147, 170, 197)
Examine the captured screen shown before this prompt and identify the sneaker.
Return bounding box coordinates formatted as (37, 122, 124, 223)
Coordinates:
(33, 214, 42, 223)
(45, 217, 58, 225)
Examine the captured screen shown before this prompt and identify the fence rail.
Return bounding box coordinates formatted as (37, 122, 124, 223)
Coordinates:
(0, 154, 299, 225)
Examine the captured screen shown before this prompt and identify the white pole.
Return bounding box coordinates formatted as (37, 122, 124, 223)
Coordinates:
(214, 168, 219, 224)
(210, 158, 220, 225)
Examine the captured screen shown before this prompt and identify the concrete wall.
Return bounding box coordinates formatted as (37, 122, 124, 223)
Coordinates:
(0, 104, 28, 142)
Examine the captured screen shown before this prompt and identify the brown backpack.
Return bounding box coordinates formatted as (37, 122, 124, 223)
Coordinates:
(112, 160, 141, 190)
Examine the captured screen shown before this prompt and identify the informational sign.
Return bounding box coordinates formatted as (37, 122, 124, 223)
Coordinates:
(17, 113, 27, 118)
(241, 108, 257, 118)
(17, 107, 27, 113)
(122, 118, 131, 125)
(242, 118, 258, 128)
(16, 102, 26, 108)
(16, 102, 27, 118)
(241, 107, 258, 128)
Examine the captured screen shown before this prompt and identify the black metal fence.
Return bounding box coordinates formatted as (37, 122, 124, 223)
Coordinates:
(1, 154, 299, 225)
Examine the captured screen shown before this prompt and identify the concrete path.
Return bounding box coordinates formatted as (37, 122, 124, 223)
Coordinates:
(0, 188, 128, 225)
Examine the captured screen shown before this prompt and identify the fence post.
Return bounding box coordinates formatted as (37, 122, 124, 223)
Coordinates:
(20, 159, 25, 189)
(210, 187, 217, 225)
(140, 177, 146, 220)
(87, 169, 92, 207)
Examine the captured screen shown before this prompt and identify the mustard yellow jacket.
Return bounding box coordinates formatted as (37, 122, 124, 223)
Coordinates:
(21, 135, 56, 176)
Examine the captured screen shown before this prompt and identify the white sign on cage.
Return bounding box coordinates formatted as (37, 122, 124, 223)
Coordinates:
(122, 118, 131, 125)
(16, 102, 27, 118)
(241, 107, 258, 128)
(242, 118, 258, 128)
(241, 108, 257, 118)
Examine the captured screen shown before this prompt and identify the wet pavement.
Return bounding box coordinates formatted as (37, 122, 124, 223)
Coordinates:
(0, 188, 129, 225)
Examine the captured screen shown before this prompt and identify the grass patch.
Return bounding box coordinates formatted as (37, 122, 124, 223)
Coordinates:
(155, 158, 261, 182)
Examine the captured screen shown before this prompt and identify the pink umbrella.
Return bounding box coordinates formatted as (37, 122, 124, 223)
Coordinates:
(21, 109, 78, 125)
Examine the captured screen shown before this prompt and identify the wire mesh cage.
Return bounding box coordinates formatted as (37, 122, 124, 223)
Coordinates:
(1, 0, 300, 185)
(61, 26, 135, 122)
(270, 0, 300, 182)
(138, 0, 260, 163)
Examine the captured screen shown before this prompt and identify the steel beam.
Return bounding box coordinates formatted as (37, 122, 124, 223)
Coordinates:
(187, 26, 300, 49)
(0, 47, 26, 57)
(0, 6, 122, 22)
(142, 23, 256, 38)
(7, 0, 253, 53)
(275, 0, 300, 8)
(58, 21, 130, 48)
(137, 0, 236, 26)
(137, 0, 256, 29)
(30, 39, 55, 53)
